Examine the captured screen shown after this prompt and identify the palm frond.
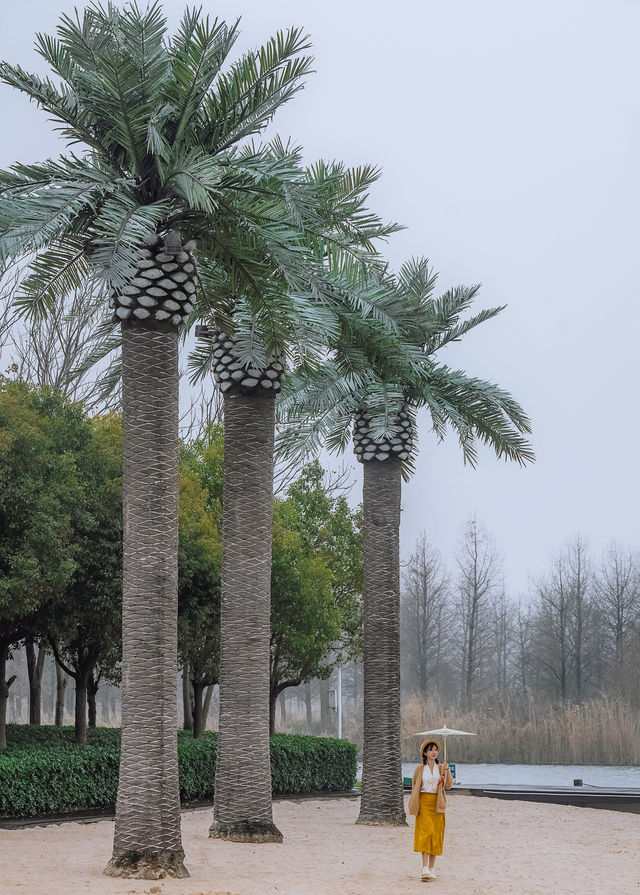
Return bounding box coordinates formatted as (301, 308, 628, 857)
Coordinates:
(0, 176, 110, 262)
(162, 148, 224, 212)
(13, 239, 90, 320)
(0, 61, 114, 155)
(416, 365, 535, 467)
(50, 4, 172, 172)
(90, 195, 173, 290)
(202, 28, 313, 152)
(166, 13, 239, 146)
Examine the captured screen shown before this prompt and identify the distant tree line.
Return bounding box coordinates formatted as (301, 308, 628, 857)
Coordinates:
(400, 520, 640, 712)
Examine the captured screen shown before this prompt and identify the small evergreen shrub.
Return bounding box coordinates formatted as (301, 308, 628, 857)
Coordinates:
(0, 726, 357, 818)
(270, 734, 357, 794)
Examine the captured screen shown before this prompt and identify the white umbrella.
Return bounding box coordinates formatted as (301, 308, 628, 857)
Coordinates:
(415, 725, 477, 762)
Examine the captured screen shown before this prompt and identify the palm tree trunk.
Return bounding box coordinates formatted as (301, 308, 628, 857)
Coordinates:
(356, 458, 406, 826)
(210, 389, 282, 843)
(105, 320, 187, 879)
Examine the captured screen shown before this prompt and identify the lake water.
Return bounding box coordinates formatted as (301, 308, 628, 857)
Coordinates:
(399, 762, 640, 788)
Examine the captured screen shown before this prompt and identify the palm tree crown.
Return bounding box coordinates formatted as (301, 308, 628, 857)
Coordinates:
(278, 257, 534, 471)
(0, 3, 395, 325)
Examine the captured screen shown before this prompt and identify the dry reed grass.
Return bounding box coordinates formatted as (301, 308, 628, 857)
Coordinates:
(402, 693, 640, 765)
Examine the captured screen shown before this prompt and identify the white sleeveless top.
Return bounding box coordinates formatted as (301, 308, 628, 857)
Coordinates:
(420, 762, 441, 793)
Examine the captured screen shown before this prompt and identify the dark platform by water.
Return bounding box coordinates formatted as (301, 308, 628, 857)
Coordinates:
(466, 783, 640, 813)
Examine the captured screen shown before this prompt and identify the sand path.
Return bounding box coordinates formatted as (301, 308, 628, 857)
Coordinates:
(0, 794, 638, 895)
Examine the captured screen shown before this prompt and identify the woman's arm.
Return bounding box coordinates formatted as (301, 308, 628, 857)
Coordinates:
(408, 765, 422, 816)
(441, 763, 454, 790)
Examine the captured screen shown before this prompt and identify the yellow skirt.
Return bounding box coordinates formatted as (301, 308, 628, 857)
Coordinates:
(413, 793, 445, 855)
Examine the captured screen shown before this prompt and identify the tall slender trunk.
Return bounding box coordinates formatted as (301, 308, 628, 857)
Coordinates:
(106, 319, 187, 878)
(55, 662, 68, 726)
(202, 684, 214, 730)
(319, 678, 330, 730)
(211, 389, 282, 843)
(182, 664, 193, 731)
(25, 639, 46, 725)
(305, 681, 312, 728)
(75, 670, 88, 745)
(269, 683, 278, 737)
(88, 671, 100, 728)
(192, 680, 205, 739)
(0, 640, 17, 749)
(356, 458, 406, 825)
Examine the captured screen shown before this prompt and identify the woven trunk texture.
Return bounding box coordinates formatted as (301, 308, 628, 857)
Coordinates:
(210, 389, 282, 843)
(356, 458, 407, 826)
(105, 320, 188, 879)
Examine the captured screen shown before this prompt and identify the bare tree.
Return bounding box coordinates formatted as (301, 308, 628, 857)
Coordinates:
(534, 554, 573, 703)
(514, 599, 535, 697)
(594, 542, 640, 688)
(486, 588, 513, 695)
(8, 285, 120, 410)
(179, 377, 223, 441)
(401, 535, 451, 696)
(565, 535, 593, 703)
(454, 518, 502, 711)
(0, 267, 22, 363)
(533, 536, 595, 703)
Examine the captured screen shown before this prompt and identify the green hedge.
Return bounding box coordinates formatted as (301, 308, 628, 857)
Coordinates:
(0, 726, 357, 818)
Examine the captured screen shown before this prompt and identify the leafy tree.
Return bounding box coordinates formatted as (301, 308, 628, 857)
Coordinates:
(284, 461, 363, 656)
(269, 463, 363, 735)
(47, 412, 123, 744)
(177, 463, 221, 739)
(0, 379, 78, 747)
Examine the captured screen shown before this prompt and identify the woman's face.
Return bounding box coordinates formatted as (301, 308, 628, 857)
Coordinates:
(424, 744, 439, 760)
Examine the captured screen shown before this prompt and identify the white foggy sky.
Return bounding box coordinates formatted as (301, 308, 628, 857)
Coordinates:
(1, 0, 639, 597)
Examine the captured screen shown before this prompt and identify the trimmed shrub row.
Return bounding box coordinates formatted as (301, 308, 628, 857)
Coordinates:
(0, 727, 357, 818)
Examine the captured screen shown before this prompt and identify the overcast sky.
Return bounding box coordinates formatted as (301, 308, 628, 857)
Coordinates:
(2, 0, 639, 598)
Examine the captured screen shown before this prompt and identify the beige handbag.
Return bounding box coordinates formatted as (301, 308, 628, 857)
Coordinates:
(435, 773, 447, 813)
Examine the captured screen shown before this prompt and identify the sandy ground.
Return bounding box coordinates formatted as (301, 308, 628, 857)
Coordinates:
(0, 794, 638, 895)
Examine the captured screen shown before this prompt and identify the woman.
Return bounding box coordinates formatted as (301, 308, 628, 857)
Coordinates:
(408, 739, 454, 882)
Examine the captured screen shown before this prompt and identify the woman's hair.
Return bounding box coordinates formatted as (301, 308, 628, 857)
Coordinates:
(422, 741, 440, 764)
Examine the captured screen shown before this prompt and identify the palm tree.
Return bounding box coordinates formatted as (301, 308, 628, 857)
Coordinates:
(278, 257, 535, 825)
(188, 162, 410, 842)
(0, 2, 372, 875)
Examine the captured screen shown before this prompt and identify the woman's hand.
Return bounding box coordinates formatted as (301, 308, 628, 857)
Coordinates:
(441, 762, 449, 773)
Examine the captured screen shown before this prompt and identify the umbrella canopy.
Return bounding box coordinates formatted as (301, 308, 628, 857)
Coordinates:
(415, 726, 477, 761)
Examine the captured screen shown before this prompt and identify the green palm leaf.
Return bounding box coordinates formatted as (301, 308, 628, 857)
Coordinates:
(201, 28, 313, 153)
(90, 195, 173, 290)
(14, 239, 90, 320)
